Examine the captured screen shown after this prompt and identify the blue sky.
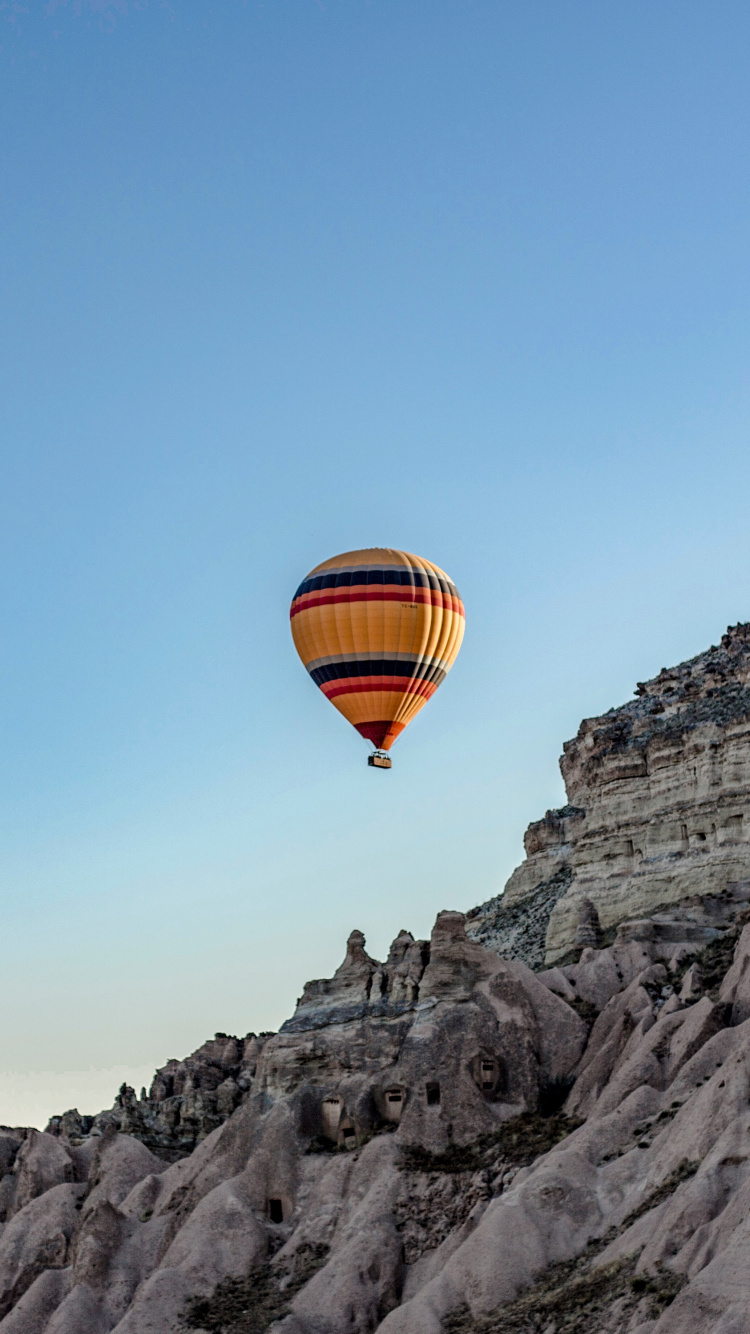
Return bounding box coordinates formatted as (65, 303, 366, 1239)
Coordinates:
(3, 0, 750, 1126)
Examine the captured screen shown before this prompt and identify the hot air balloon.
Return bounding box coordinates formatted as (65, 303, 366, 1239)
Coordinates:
(290, 548, 465, 767)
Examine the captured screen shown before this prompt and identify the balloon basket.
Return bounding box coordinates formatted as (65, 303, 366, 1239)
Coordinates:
(368, 751, 392, 769)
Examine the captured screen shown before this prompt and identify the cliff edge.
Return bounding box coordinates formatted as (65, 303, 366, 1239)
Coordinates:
(4, 623, 750, 1331)
(469, 622, 750, 967)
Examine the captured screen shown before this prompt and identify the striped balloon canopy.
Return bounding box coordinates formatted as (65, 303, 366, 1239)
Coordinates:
(290, 548, 465, 756)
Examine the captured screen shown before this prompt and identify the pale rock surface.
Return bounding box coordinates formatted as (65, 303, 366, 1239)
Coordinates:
(0, 1184, 79, 1321)
(9, 624, 750, 1330)
(5, 894, 750, 1332)
(0, 912, 590, 1332)
(6, 898, 750, 1332)
(469, 622, 750, 966)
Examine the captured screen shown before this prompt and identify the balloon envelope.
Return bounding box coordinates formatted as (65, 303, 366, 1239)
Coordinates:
(290, 548, 465, 751)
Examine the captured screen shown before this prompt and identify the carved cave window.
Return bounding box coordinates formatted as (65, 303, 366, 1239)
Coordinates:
(268, 1199, 284, 1224)
(383, 1087, 405, 1123)
(471, 1054, 506, 1096)
(426, 1082, 441, 1106)
(321, 1096, 342, 1140)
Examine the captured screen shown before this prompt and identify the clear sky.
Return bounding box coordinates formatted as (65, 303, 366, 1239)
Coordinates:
(3, 0, 750, 1128)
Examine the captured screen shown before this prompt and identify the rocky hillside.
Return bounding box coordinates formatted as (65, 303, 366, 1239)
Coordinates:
(4, 625, 750, 1332)
(45, 1033, 274, 1164)
(469, 622, 750, 967)
(4, 899, 750, 1333)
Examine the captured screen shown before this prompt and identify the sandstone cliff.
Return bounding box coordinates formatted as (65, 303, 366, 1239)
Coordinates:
(469, 622, 750, 967)
(5, 625, 750, 1331)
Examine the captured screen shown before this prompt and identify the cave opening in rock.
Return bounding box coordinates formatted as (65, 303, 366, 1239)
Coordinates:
(322, 1096, 342, 1140)
(383, 1087, 405, 1124)
(538, 1077, 575, 1117)
(426, 1082, 440, 1106)
(268, 1199, 283, 1224)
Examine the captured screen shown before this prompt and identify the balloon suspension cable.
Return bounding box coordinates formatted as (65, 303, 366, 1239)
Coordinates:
(368, 750, 392, 769)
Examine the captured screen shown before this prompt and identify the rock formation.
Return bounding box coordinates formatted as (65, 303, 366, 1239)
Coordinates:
(3, 894, 750, 1333)
(46, 1034, 273, 1163)
(6, 623, 750, 1331)
(0, 912, 592, 1333)
(469, 622, 750, 967)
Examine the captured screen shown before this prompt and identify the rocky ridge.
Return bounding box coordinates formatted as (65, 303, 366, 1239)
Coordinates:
(469, 622, 750, 967)
(4, 893, 750, 1332)
(5, 625, 750, 1330)
(46, 1034, 274, 1163)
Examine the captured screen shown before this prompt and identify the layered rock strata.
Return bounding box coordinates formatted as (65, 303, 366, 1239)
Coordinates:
(469, 622, 750, 966)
